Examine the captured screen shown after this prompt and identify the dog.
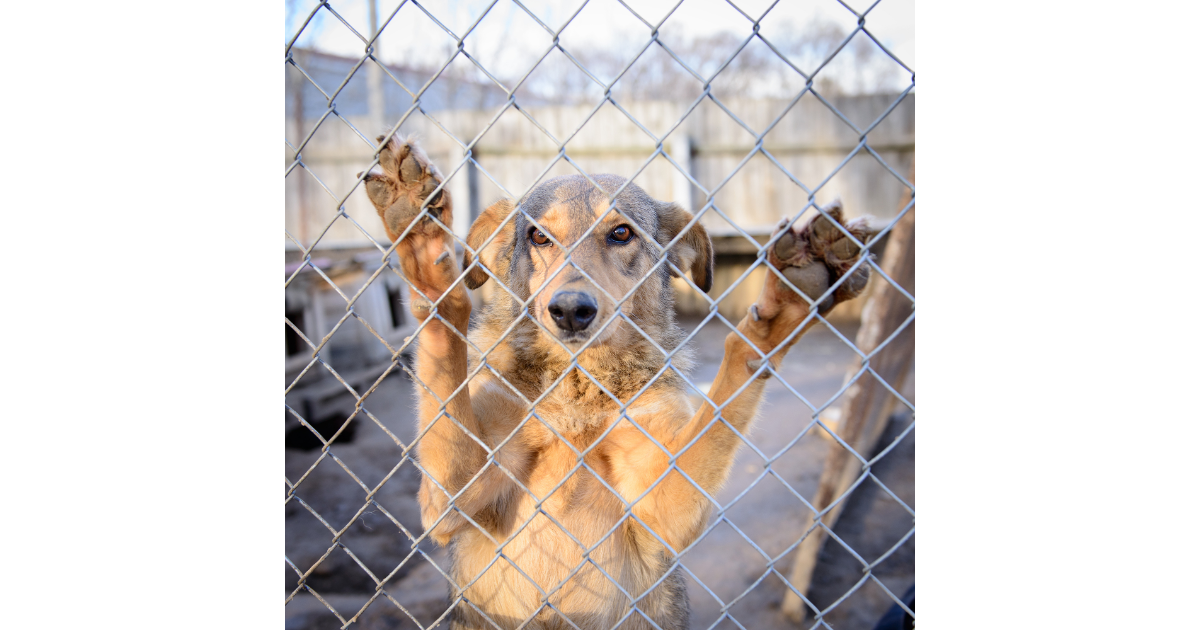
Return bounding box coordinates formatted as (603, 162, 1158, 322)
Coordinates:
(360, 134, 875, 629)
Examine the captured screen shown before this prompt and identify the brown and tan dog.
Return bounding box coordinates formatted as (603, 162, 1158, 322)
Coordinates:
(361, 134, 875, 630)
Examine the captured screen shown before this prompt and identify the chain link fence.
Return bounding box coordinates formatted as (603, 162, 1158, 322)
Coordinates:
(285, 1, 914, 628)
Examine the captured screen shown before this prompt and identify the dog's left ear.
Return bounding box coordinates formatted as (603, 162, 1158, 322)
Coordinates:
(656, 202, 714, 293)
(462, 199, 517, 289)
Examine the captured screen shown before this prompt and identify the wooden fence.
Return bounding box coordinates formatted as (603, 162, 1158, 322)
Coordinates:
(287, 93, 913, 319)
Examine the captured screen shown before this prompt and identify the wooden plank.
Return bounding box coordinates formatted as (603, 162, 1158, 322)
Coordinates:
(780, 168, 915, 624)
(288, 95, 914, 255)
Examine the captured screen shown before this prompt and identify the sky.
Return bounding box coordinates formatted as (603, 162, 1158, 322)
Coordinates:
(285, 0, 914, 86)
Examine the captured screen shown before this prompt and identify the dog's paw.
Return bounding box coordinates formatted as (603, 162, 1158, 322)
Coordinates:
(360, 135, 465, 316)
(757, 199, 876, 319)
(359, 134, 452, 242)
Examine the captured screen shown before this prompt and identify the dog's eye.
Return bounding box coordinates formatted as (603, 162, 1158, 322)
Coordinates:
(608, 225, 633, 244)
(529, 228, 551, 246)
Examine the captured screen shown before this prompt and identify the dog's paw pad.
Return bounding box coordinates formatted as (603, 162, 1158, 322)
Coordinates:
(361, 135, 450, 240)
(766, 200, 876, 313)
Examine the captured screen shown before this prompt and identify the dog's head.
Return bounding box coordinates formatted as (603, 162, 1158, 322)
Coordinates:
(463, 175, 712, 351)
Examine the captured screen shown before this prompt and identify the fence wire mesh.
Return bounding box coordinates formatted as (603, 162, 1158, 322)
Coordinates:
(285, 1, 914, 628)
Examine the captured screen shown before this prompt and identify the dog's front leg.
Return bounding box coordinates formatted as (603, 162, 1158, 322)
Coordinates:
(634, 203, 876, 552)
(362, 136, 493, 544)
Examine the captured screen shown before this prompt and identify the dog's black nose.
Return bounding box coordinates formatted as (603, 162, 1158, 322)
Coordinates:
(547, 291, 598, 332)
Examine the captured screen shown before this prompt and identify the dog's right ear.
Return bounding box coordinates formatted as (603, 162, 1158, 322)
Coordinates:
(462, 199, 517, 289)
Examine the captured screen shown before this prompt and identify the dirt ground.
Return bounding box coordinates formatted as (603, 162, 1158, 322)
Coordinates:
(285, 317, 914, 630)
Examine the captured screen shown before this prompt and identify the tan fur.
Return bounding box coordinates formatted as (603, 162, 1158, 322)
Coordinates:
(362, 138, 875, 630)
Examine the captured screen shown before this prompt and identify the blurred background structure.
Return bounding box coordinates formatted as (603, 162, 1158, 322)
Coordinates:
(285, 2, 913, 628)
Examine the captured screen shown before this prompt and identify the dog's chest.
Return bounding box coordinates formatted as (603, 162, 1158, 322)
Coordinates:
(531, 394, 616, 436)
(526, 374, 690, 436)
(514, 392, 693, 525)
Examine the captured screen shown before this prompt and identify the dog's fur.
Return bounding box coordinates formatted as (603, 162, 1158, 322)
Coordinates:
(360, 135, 874, 630)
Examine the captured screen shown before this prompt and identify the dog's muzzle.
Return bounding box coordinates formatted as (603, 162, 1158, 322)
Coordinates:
(547, 291, 598, 333)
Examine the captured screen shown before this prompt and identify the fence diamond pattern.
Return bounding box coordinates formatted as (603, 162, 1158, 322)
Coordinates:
(285, 1, 914, 628)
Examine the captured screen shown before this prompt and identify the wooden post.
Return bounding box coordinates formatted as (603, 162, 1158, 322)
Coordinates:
(367, 0, 385, 136)
(669, 135, 693, 213)
(467, 148, 480, 222)
(781, 170, 916, 623)
(290, 48, 309, 246)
